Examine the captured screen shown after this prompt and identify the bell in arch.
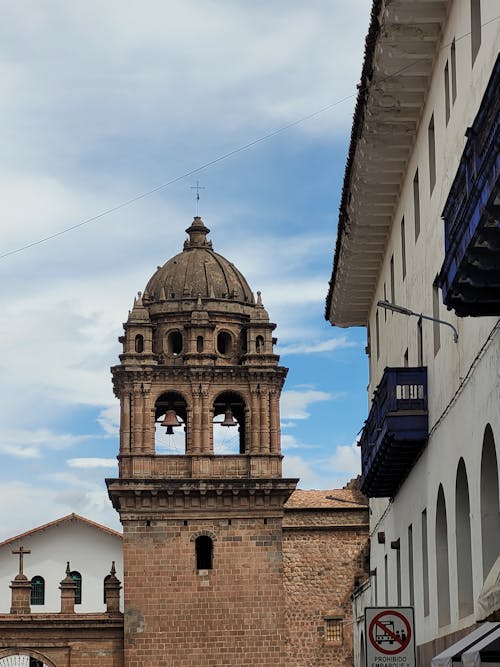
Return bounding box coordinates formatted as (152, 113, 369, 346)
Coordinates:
(220, 405, 238, 427)
(161, 409, 182, 435)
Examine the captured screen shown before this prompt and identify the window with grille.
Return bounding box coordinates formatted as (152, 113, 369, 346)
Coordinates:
(324, 618, 342, 643)
(30, 576, 45, 605)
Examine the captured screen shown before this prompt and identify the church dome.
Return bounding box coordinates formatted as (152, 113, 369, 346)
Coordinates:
(144, 217, 255, 305)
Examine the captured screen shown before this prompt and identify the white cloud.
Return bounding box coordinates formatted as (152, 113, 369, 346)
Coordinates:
(67, 458, 118, 469)
(278, 336, 356, 355)
(0, 428, 90, 459)
(329, 441, 361, 474)
(281, 388, 335, 421)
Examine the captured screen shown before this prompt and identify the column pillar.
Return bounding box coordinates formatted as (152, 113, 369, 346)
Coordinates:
(201, 389, 211, 454)
(269, 391, 280, 454)
(120, 393, 132, 454)
(59, 563, 76, 614)
(259, 388, 270, 453)
(250, 388, 260, 453)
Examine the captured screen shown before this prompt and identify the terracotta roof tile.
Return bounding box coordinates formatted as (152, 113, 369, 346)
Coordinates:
(285, 488, 368, 509)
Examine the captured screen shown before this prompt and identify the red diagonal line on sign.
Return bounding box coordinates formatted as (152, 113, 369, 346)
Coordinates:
(375, 620, 403, 646)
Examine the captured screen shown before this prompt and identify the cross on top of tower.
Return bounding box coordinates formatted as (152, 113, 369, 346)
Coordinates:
(190, 181, 205, 216)
(12, 546, 31, 576)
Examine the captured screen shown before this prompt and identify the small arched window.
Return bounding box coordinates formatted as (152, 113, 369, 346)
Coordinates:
(135, 334, 144, 353)
(195, 535, 213, 570)
(217, 331, 232, 356)
(30, 575, 45, 605)
(70, 571, 82, 605)
(256, 335, 264, 353)
(167, 330, 183, 355)
(197, 336, 204, 353)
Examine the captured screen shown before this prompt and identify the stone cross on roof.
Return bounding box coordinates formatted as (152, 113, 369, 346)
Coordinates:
(12, 546, 31, 576)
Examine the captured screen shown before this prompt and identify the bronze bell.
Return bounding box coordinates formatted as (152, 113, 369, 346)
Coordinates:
(220, 406, 237, 427)
(161, 409, 182, 432)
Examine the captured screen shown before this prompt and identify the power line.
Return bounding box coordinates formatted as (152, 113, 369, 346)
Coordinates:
(1, 14, 498, 262)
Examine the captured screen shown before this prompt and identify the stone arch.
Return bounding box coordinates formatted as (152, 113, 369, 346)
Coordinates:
(190, 529, 217, 542)
(480, 424, 500, 581)
(0, 651, 57, 667)
(455, 458, 474, 618)
(436, 484, 451, 627)
(212, 390, 247, 454)
(154, 390, 188, 454)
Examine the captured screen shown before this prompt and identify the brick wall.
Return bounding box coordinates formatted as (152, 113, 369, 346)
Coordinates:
(283, 507, 369, 667)
(123, 516, 288, 667)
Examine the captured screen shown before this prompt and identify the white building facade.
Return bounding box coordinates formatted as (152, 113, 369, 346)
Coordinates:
(0, 514, 123, 614)
(326, 0, 499, 664)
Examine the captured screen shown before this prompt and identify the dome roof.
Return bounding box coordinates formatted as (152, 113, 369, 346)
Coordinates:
(144, 217, 255, 305)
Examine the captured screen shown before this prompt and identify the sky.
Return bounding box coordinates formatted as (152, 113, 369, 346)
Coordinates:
(0, 0, 372, 539)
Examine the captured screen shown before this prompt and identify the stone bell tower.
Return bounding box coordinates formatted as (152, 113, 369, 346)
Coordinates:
(107, 217, 297, 667)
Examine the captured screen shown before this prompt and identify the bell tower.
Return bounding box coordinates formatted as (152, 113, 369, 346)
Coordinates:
(107, 217, 297, 667)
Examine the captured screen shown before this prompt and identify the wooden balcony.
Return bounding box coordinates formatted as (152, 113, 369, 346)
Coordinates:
(439, 56, 500, 317)
(360, 367, 428, 498)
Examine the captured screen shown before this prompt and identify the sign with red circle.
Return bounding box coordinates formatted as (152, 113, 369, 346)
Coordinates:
(365, 607, 415, 667)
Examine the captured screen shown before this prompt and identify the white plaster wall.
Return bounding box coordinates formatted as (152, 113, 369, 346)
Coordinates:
(363, 0, 500, 650)
(0, 519, 123, 613)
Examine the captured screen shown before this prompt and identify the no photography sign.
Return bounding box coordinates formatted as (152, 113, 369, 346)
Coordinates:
(365, 607, 415, 667)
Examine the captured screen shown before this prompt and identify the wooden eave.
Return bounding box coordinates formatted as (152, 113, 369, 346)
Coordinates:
(326, 0, 449, 327)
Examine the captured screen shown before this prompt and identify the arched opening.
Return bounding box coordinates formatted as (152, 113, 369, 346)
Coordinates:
(0, 656, 54, 667)
(195, 535, 213, 570)
(70, 571, 82, 605)
(134, 334, 144, 353)
(212, 391, 246, 454)
(481, 424, 500, 581)
(196, 335, 204, 353)
(155, 391, 187, 454)
(256, 335, 264, 353)
(436, 485, 450, 627)
(30, 576, 45, 606)
(217, 330, 233, 356)
(166, 330, 183, 355)
(455, 459, 474, 618)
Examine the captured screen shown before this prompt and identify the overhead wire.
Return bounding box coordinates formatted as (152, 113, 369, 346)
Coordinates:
(0, 13, 498, 262)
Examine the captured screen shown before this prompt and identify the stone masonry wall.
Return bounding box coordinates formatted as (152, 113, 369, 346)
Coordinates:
(123, 516, 288, 667)
(283, 508, 369, 667)
(0, 616, 124, 667)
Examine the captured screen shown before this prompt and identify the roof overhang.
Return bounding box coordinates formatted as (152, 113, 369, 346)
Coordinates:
(326, 0, 449, 327)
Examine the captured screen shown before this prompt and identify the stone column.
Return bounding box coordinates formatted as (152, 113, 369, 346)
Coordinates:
(259, 388, 270, 453)
(269, 391, 280, 454)
(250, 388, 260, 453)
(59, 562, 76, 614)
(10, 575, 31, 614)
(105, 562, 122, 614)
(191, 392, 202, 454)
(142, 391, 155, 454)
(120, 393, 132, 454)
(201, 389, 211, 454)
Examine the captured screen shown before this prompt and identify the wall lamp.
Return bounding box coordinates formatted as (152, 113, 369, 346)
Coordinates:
(377, 300, 459, 343)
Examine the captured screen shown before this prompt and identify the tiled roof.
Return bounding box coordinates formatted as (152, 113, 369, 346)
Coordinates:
(0, 513, 122, 548)
(285, 488, 368, 510)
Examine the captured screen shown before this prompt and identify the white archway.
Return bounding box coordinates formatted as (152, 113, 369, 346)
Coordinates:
(480, 424, 500, 581)
(456, 458, 473, 618)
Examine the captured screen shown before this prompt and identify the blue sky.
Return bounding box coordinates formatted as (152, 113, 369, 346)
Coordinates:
(0, 0, 371, 539)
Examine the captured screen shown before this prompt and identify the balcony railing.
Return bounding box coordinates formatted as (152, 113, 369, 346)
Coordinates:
(439, 55, 500, 317)
(360, 367, 428, 498)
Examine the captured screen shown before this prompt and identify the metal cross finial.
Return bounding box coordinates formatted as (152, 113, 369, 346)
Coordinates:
(190, 181, 205, 216)
(12, 546, 31, 575)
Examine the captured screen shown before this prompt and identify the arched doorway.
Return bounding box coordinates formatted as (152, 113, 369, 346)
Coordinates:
(455, 458, 473, 618)
(436, 484, 451, 627)
(480, 424, 500, 581)
(0, 655, 54, 667)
